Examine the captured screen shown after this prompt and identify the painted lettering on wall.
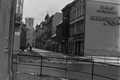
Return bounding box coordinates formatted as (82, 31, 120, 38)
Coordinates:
(97, 5, 117, 15)
(90, 5, 119, 26)
(90, 16, 120, 26)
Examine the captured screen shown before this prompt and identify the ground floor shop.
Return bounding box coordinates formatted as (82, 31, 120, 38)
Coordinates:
(68, 36, 84, 56)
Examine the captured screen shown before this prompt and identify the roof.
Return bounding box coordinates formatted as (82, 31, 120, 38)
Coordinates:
(62, 0, 74, 11)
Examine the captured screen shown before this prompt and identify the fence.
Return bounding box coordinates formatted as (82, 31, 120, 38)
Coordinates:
(12, 53, 120, 80)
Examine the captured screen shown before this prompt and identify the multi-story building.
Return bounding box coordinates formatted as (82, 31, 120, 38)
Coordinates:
(35, 13, 63, 51)
(35, 24, 43, 48)
(35, 14, 53, 49)
(62, 2, 73, 55)
(68, 0, 85, 56)
(84, 0, 120, 57)
(49, 12, 63, 51)
(35, 22, 46, 49)
(62, 0, 85, 56)
(56, 22, 64, 52)
(52, 12, 63, 35)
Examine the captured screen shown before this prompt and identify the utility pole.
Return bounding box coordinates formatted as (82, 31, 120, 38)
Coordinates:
(8, 0, 17, 80)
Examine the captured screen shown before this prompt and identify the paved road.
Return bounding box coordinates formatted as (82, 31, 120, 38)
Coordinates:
(14, 48, 120, 80)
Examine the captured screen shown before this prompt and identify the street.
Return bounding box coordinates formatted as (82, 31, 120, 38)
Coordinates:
(13, 48, 120, 80)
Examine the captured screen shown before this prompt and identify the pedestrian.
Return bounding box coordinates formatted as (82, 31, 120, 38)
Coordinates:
(29, 44, 32, 51)
(27, 43, 32, 51)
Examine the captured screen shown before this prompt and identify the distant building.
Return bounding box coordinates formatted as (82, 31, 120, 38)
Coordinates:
(25, 17, 34, 47)
(52, 12, 63, 35)
(35, 14, 53, 49)
(35, 22, 46, 48)
(32, 29, 36, 47)
(25, 17, 34, 29)
(48, 12, 63, 51)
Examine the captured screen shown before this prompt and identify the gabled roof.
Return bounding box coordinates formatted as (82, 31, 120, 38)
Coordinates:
(61, 0, 76, 11)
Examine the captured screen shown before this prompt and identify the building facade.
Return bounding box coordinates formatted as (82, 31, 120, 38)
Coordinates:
(84, 0, 120, 57)
(50, 12, 63, 51)
(35, 13, 63, 51)
(62, 2, 72, 55)
(35, 24, 44, 48)
(56, 22, 64, 52)
(62, 0, 85, 56)
(52, 12, 63, 34)
(68, 0, 85, 56)
(35, 22, 47, 49)
(35, 14, 53, 49)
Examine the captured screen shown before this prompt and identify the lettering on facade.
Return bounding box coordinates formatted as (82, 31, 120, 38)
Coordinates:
(90, 16, 120, 26)
(97, 5, 117, 15)
(90, 5, 120, 26)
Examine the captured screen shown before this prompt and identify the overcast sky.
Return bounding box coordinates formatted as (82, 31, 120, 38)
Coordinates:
(23, 0, 73, 27)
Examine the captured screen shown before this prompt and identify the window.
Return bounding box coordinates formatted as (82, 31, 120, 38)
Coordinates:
(75, 7, 77, 18)
(80, 41, 84, 54)
(69, 24, 74, 36)
(81, 4, 84, 16)
(78, 4, 81, 17)
(70, 7, 73, 21)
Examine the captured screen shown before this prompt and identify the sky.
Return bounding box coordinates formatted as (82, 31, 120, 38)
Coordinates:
(23, 0, 73, 27)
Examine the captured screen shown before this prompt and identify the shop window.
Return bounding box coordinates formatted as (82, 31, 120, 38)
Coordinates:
(77, 40, 84, 56)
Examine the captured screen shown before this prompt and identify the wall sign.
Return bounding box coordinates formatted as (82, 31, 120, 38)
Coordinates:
(85, 0, 120, 57)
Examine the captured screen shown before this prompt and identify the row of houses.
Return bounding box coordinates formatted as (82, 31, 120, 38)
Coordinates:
(34, 0, 84, 56)
(35, 0, 120, 57)
(34, 12, 63, 52)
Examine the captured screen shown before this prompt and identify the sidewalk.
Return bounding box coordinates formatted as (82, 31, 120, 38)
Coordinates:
(16, 72, 70, 80)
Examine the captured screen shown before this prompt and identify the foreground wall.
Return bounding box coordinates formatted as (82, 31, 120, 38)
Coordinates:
(0, 0, 13, 80)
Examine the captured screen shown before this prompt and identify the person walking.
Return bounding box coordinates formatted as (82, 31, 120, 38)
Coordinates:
(27, 43, 32, 51)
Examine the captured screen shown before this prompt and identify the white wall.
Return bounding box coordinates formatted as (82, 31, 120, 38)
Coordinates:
(85, 0, 120, 56)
